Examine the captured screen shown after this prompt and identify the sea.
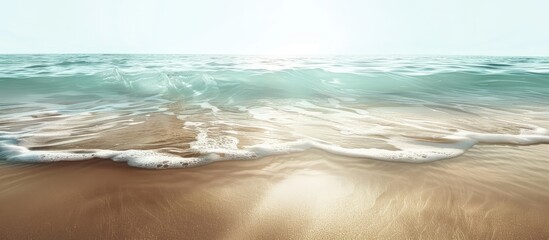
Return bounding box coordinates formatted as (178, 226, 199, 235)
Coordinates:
(1, 54, 548, 169)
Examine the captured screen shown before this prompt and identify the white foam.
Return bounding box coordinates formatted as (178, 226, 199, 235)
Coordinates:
(0, 142, 208, 169)
(246, 139, 467, 163)
(189, 128, 240, 152)
(184, 121, 204, 127)
(1, 128, 548, 169)
(456, 130, 549, 145)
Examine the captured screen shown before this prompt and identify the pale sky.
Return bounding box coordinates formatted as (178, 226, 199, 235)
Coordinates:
(1, 0, 548, 55)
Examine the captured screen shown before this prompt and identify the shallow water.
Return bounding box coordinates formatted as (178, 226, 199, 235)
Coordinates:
(1, 55, 549, 168)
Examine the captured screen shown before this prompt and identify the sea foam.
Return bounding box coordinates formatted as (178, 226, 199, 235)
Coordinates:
(2, 128, 548, 169)
(1, 55, 549, 169)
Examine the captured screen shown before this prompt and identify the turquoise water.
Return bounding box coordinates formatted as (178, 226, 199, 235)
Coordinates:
(1, 55, 549, 168)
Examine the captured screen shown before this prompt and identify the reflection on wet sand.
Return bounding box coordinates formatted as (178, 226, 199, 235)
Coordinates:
(1, 144, 548, 239)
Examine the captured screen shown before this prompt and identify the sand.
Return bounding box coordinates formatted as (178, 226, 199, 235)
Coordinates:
(1, 144, 549, 239)
(2, 112, 549, 239)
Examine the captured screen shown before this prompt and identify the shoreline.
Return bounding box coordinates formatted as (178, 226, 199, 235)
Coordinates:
(1, 146, 549, 239)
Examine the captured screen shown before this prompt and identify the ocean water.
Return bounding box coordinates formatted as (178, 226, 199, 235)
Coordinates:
(1, 54, 549, 169)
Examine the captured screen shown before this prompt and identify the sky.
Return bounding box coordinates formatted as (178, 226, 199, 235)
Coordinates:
(1, 0, 548, 55)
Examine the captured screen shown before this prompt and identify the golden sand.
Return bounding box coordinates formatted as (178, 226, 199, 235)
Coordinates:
(1, 144, 549, 239)
(2, 111, 549, 239)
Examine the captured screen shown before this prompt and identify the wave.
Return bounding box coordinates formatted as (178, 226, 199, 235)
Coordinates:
(1, 55, 549, 169)
(2, 68, 548, 106)
(2, 127, 548, 169)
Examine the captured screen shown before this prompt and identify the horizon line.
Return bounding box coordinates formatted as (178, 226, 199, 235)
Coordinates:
(1, 53, 548, 58)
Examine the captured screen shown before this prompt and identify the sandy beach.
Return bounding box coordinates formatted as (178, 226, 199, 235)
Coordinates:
(2, 55, 549, 239)
(2, 144, 549, 239)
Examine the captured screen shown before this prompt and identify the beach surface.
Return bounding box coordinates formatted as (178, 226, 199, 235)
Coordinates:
(2, 145, 549, 239)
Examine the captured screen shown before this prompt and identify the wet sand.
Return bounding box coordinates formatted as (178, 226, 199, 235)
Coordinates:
(1, 145, 549, 239)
